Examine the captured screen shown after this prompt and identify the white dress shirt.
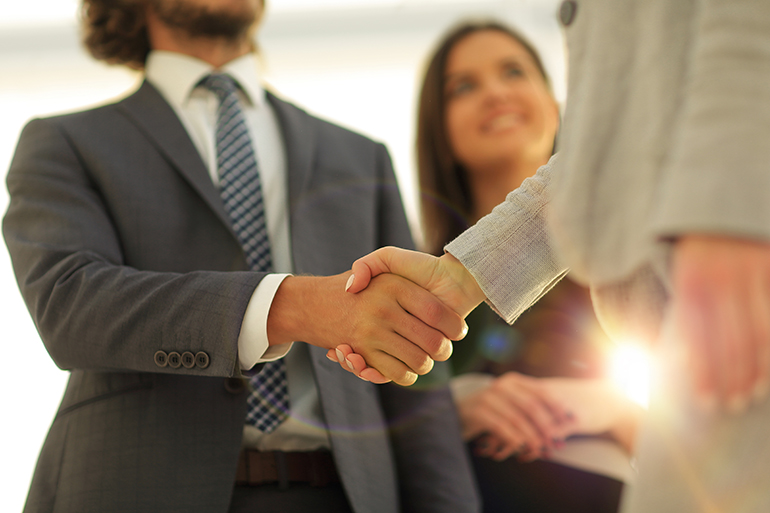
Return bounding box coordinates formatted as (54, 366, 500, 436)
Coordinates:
(146, 51, 330, 450)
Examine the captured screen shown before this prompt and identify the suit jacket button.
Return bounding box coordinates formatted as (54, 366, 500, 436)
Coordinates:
(195, 351, 210, 369)
(168, 351, 181, 368)
(154, 350, 168, 368)
(559, 0, 577, 26)
(181, 351, 195, 369)
(224, 378, 246, 394)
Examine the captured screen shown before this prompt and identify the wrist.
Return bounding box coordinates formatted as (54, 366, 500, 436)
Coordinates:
(266, 275, 325, 347)
(266, 273, 353, 349)
(440, 252, 485, 316)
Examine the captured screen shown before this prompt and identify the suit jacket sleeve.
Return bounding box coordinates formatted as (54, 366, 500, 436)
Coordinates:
(652, 0, 770, 241)
(445, 156, 568, 325)
(371, 143, 479, 512)
(3, 116, 261, 378)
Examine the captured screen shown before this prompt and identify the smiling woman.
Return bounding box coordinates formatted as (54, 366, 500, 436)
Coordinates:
(443, 29, 559, 198)
(411, 20, 641, 513)
(416, 21, 559, 256)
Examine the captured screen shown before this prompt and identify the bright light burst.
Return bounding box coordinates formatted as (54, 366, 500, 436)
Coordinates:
(610, 341, 652, 409)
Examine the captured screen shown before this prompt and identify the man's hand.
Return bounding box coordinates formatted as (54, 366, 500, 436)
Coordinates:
(671, 235, 770, 413)
(267, 272, 466, 386)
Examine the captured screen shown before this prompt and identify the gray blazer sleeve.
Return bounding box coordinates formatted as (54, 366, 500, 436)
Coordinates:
(445, 156, 568, 324)
(652, 0, 770, 241)
(3, 117, 261, 378)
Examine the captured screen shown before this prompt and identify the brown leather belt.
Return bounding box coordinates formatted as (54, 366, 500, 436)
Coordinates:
(235, 450, 340, 489)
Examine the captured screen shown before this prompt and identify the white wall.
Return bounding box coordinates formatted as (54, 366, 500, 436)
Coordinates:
(0, 1, 564, 510)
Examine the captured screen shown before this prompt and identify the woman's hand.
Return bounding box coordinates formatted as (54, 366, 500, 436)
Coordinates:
(456, 372, 575, 462)
(463, 377, 644, 461)
(538, 378, 644, 454)
(346, 247, 485, 318)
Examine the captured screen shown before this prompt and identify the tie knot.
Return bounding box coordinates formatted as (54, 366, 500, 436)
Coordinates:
(198, 73, 239, 102)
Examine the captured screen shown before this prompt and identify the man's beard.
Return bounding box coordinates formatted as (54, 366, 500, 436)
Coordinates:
(151, 0, 257, 41)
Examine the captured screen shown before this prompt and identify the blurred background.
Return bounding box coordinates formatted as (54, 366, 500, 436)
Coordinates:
(0, 0, 565, 509)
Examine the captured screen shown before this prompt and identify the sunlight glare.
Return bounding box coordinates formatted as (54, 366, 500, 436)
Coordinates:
(610, 341, 652, 409)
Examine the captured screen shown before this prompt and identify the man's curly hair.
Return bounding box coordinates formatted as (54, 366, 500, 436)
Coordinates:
(81, 0, 150, 70)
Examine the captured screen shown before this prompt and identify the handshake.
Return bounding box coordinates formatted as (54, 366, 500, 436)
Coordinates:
(268, 236, 770, 415)
(333, 247, 487, 385)
(267, 246, 485, 386)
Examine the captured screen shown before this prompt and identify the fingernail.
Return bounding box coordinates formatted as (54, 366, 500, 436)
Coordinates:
(753, 379, 770, 402)
(326, 353, 337, 362)
(345, 358, 356, 372)
(461, 323, 469, 339)
(335, 348, 344, 363)
(727, 394, 749, 415)
(345, 274, 355, 292)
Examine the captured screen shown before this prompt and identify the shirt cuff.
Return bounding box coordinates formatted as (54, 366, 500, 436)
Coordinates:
(237, 273, 293, 370)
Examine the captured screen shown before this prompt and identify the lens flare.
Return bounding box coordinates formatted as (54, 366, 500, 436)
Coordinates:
(610, 341, 652, 409)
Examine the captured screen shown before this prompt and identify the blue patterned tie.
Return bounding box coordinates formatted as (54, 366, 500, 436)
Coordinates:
(199, 73, 289, 433)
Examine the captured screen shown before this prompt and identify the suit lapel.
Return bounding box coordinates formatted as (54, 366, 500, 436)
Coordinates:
(117, 84, 322, 269)
(117, 81, 235, 235)
(266, 92, 316, 211)
(266, 92, 318, 275)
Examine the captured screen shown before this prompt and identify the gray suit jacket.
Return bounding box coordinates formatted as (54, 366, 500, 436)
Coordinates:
(447, 1, 770, 511)
(4, 81, 478, 513)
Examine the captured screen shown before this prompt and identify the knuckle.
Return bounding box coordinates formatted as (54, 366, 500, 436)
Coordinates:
(421, 299, 445, 327)
(369, 301, 391, 321)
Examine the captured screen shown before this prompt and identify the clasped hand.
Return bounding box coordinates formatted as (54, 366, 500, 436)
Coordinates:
(327, 237, 770, 416)
(268, 269, 467, 386)
(325, 247, 485, 383)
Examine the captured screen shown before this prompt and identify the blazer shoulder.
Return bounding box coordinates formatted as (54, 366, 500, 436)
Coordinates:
(30, 81, 159, 129)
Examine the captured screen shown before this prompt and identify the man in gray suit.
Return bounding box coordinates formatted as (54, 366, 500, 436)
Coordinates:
(3, 1, 478, 512)
(337, 0, 770, 512)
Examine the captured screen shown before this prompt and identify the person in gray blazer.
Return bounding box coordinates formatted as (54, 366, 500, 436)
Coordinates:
(335, 1, 770, 512)
(2, 1, 478, 512)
